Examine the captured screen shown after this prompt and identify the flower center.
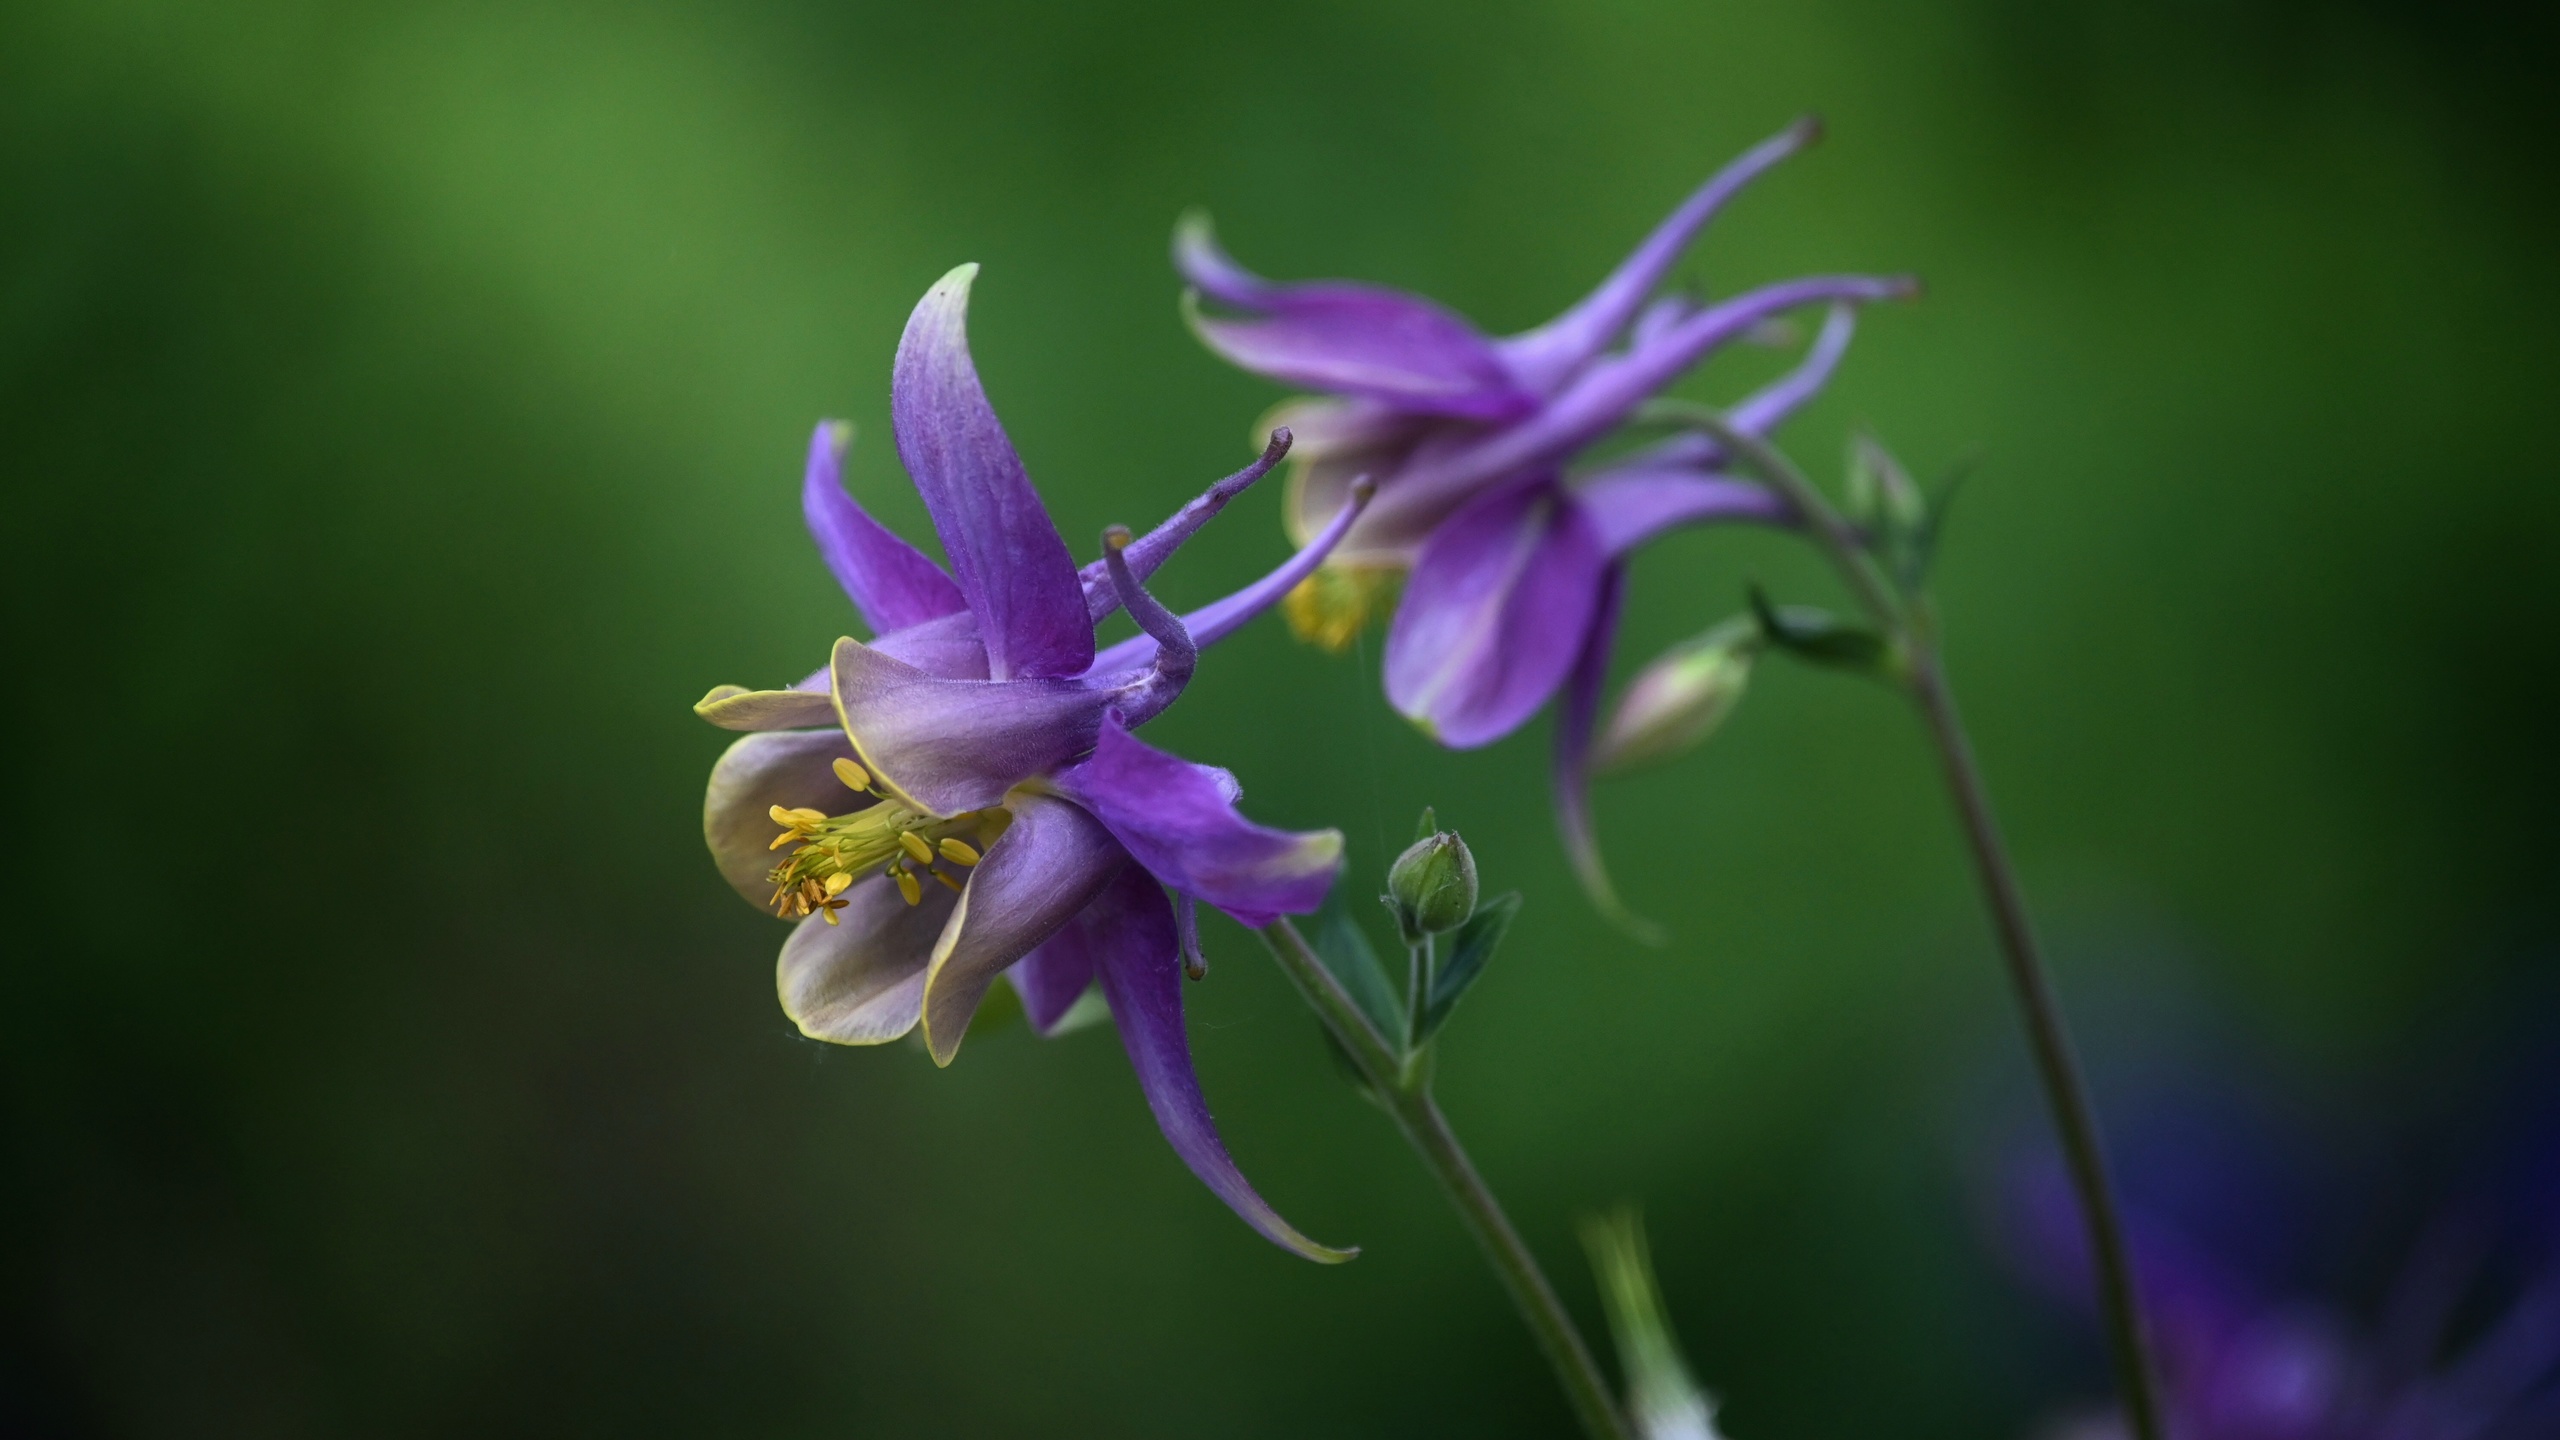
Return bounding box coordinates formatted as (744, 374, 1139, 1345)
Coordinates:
(1281, 562, 1404, 653)
(765, 756, 994, 922)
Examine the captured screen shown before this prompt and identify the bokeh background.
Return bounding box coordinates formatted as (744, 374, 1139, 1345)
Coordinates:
(5, 0, 2556, 1434)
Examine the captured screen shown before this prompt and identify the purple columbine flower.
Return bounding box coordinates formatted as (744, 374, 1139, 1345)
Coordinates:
(1178, 120, 1913, 922)
(696, 264, 1367, 1262)
(1999, 1076, 2560, 1440)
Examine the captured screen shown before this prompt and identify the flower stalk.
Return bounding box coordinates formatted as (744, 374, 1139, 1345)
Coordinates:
(1259, 918, 1635, 1440)
(1657, 401, 2166, 1440)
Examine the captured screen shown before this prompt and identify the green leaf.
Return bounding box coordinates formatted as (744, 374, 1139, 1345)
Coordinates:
(1312, 885, 1404, 1043)
(1413, 805, 1439, 842)
(1904, 453, 1975, 589)
(1747, 585, 1898, 678)
(1317, 1023, 1387, 1108)
(1420, 891, 1520, 1041)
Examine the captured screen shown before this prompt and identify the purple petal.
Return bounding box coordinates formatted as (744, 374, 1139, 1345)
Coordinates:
(1375, 274, 1914, 529)
(702, 728, 861, 907)
(1551, 565, 1662, 941)
(1499, 118, 1822, 391)
(892, 264, 1094, 681)
(1078, 429, 1291, 625)
(1383, 478, 1605, 749)
(1171, 211, 1282, 309)
(800, 421, 967, 635)
(919, 791, 1128, 1064)
(1186, 289, 1535, 421)
(1085, 470, 1376, 677)
(1604, 302, 1861, 475)
(862, 612, 991, 682)
(776, 875, 958, 1044)
(829, 637, 1117, 817)
(1053, 716, 1342, 929)
(1006, 927, 1098, 1036)
(1572, 468, 1791, 558)
(1081, 864, 1355, 1263)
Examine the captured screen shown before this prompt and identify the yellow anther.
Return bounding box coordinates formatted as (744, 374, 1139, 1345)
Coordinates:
(769, 804, 799, 826)
(823, 872, 853, 897)
(785, 807, 829, 826)
(937, 838, 981, 866)
(897, 831, 933, 863)
(768, 830, 800, 851)
(892, 868, 922, 907)
(929, 867, 964, 893)
(821, 905, 841, 925)
(832, 757, 872, 792)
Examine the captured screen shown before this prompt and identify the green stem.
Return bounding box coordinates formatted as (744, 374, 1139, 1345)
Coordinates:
(1260, 920, 1635, 1440)
(1667, 406, 2167, 1440)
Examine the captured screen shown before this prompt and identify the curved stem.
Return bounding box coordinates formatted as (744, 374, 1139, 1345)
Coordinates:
(1260, 920, 1635, 1440)
(1906, 649, 2163, 1440)
(1666, 406, 2167, 1440)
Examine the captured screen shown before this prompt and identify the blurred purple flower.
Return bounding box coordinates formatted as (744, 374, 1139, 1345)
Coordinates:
(1178, 120, 1913, 922)
(696, 264, 1358, 1262)
(2001, 1078, 2560, 1440)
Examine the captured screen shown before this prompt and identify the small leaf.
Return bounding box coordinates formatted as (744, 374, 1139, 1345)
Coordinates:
(1747, 585, 1897, 678)
(1421, 891, 1521, 1041)
(1904, 453, 1975, 589)
(1312, 884, 1404, 1042)
(1317, 1023, 1387, 1107)
(1413, 805, 1439, 843)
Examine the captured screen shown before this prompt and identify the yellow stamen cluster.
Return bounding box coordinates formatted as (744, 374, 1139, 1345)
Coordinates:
(1281, 563, 1405, 653)
(764, 758, 989, 923)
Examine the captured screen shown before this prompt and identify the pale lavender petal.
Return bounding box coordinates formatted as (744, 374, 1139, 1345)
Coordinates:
(776, 875, 957, 1044)
(1085, 473, 1376, 677)
(1383, 478, 1605, 749)
(701, 728, 861, 907)
(1377, 274, 1914, 527)
(800, 421, 966, 635)
(892, 264, 1093, 681)
(919, 791, 1129, 1064)
(1573, 468, 1791, 558)
(1499, 118, 1822, 391)
(1053, 715, 1342, 929)
(1551, 565, 1661, 940)
(829, 637, 1117, 817)
(1078, 429, 1292, 624)
(1186, 288, 1535, 420)
(1282, 402, 1442, 561)
(1083, 863, 1355, 1263)
(1006, 928, 1097, 1036)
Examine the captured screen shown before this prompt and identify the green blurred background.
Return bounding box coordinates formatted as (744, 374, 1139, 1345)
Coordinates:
(5, 0, 2554, 1434)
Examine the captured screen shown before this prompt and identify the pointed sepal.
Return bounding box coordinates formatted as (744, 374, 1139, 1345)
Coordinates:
(1418, 891, 1520, 1043)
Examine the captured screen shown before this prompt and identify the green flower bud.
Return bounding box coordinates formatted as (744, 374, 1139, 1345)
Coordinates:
(1592, 618, 1759, 778)
(1387, 827, 1478, 940)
